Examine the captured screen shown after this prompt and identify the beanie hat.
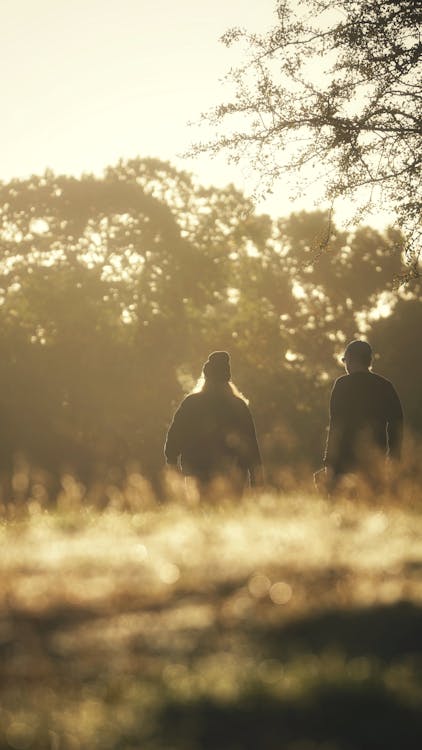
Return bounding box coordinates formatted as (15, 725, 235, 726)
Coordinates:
(343, 340, 372, 365)
(203, 351, 231, 382)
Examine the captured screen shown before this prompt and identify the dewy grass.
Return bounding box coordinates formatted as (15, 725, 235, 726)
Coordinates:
(0, 489, 421, 749)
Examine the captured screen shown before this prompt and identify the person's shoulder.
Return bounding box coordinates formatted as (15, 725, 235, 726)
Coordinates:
(232, 394, 251, 411)
(369, 371, 396, 388)
(332, 375, 348, 389)
(235, 397, 256, 423)
(176, 392, 202, 411)
(181, 392, 202, 405)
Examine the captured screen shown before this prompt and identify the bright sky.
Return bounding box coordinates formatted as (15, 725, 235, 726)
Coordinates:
(1, 0, 392, 226)
(1, 1, 280, 194)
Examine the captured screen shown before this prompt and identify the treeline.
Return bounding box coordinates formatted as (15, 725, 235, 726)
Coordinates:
(0, 158, 420, 489)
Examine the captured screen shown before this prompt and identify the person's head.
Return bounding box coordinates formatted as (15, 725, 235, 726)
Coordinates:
(203, 351, 231, 383)
(194, 350, 248, 402)
(342, 340, 373, 374)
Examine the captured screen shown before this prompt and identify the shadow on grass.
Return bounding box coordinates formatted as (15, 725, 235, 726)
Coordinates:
(1, 571, 422, 749)
(153, 602, 422, 749)
(258, 600, 422, 662)
(158, 682, 422, 750)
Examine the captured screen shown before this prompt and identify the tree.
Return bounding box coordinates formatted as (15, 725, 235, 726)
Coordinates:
(191, 0, 421, 280)
(370, 288, 422, 433)
(0, 159, 419, 489)
(0, 167, 197, 479)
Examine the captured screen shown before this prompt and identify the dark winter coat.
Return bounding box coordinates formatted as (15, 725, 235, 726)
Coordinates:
(164, 386, 262, 485)
(324, 371, 403, 476)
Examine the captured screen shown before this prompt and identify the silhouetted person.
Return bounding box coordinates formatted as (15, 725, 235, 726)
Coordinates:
(164, 351, 263, 497)
(323, 340, 403, 491)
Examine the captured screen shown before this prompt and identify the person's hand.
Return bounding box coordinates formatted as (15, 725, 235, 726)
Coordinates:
(314, 466, 331, 495)
(250, 465, 265, 488)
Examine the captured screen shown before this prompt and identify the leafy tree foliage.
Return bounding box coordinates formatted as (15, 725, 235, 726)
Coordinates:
(0, 159, 418, 492)
(370, 287, 422, 433)
(0, 167, 194, 478)
(191, 0, 421, 278)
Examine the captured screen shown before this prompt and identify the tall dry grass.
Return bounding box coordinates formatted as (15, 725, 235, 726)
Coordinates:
(0, 468, 421, 749)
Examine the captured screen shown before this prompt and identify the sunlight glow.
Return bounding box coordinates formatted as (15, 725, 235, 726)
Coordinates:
(29, 218, 49, 234)
(292, 282, 306, 300)
(369, 292, 394, 321)
(227, 287, 240, 304)
(0, 0, 279, 206)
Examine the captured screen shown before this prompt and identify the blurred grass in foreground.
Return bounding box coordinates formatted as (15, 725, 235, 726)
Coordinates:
(0, 485, 421, 750)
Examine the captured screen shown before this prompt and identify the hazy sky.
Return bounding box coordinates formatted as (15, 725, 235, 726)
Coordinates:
(1, 0, 391, 226)
(2, 1, 280, 193)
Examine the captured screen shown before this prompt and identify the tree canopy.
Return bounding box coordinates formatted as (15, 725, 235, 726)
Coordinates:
(191, 0, 421, 279)
(0, 158, 420, 493)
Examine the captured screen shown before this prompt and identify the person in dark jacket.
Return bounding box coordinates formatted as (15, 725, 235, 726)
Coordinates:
(323, 340, 403, 490)
(164, 351, 263, 497)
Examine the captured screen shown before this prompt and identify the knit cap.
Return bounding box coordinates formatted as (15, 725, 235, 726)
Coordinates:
(203, 351, 231, 382)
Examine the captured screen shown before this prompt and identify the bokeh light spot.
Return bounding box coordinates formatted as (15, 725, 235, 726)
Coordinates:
(248, 573, 271, 598)
(270, 581, 292, 605)
(159, 562, 180, 584)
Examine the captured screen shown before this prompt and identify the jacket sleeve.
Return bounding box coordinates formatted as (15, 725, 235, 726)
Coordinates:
(242, 405, 263, 486)
(386, 383, 404, 460)
(164, 401, 186, 466)
(324, 380, 343, 469)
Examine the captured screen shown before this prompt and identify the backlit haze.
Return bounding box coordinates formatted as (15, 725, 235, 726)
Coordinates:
(2, 0, 390, 226)
(2, 2, 275, 192)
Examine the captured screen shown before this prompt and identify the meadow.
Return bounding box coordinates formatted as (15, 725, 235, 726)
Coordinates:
(1, 476, 421, 750)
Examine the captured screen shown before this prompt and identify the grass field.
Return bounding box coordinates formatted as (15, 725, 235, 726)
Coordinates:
(1, 481, 422, 750)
